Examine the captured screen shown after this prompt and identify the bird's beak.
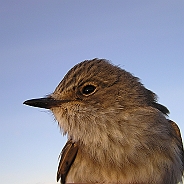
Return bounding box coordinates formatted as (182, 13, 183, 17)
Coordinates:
(23, 97, 67, 109)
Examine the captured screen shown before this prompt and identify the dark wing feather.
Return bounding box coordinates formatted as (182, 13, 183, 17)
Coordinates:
(169, 120, 184, 168)
(152, 102, 170, 115)
(57, 139, 78, 184)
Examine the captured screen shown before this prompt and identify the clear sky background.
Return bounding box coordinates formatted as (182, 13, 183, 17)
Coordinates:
(1, 1, 184, 184)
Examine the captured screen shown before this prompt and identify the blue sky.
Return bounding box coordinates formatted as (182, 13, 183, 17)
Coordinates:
(0, 1, 184, 184)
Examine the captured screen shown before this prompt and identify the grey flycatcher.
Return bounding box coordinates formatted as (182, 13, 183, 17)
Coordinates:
(24, 58, 184, 184)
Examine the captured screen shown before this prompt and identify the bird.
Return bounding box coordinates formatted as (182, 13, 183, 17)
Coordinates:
(23, 58, 184, 184)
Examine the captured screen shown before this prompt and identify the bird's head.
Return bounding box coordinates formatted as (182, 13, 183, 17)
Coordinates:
(24, 58, 169, 142)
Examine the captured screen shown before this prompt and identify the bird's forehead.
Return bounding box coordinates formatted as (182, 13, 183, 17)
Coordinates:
(54, 59, 121, 93)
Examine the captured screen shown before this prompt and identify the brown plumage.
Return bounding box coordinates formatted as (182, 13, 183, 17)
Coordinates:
(57, 139, 78, 183)
(24, 58, 184, 184)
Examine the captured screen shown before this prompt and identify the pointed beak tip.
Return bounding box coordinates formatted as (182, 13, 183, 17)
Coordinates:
(23, 97, 61, 109)
(23, 100, 29, 105)
(23, 97, 68, 109)
(23, 98, 50, 109)
(23, 99, 38, 106)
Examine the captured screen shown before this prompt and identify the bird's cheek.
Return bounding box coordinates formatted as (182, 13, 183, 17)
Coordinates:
(51, 105, 67, 115)
(51, 107, 70, 131)
(51, 103, 79, 119)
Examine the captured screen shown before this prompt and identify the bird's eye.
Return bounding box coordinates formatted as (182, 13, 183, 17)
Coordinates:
(82, 85, 96, 96)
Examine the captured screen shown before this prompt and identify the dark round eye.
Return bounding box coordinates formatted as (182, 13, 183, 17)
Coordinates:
(82, 85, 96, 95)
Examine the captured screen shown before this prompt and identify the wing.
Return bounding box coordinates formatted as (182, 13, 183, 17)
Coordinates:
(57, 139, 78, 184)
(169, 120, 184, 171)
